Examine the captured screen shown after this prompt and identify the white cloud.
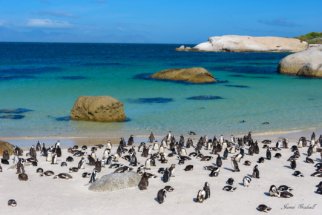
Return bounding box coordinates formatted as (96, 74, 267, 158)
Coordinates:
(26, 19, 72, 28)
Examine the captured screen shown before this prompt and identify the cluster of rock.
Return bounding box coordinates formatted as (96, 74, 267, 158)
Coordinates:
(150, 67, 216, 84)
(0, 140, 14, 155)
(70, 96, 126, 122)
(89, 172, 141, 192)
(278, 45, 322, 77)
(177, 35, 308, 52)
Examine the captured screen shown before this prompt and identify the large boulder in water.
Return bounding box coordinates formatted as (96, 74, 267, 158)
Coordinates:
(178, 35, 308, 52)
(278, 45, 322, 77)
(151, 67, 216, 84)
(70, 96, 126, 122)
(0, 140, 14, 155)
(89, 172, 141, 192)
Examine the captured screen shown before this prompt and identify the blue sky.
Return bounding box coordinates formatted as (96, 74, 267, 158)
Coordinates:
(0, 0, 321, 43)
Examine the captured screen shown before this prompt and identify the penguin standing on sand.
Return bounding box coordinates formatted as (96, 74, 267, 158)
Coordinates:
(216, 155, 222, 167)
(89, 169, 98, 183)
(203, 182, 210, 199)
(78, 157, 85, 169)
(156, 188, 167, 204)
(290, 159, 296, 170)
(223, 148, 228, 160)
(149, 132, 155, 143)
(266, 148, 271, 160)
(51, 153, 57, 165)
(16, 159, 25, 174)
(231, 157, 240, 172)
(252, 165, 260, 178)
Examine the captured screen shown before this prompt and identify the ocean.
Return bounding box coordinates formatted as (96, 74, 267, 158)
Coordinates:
(0, 42, 322, 138)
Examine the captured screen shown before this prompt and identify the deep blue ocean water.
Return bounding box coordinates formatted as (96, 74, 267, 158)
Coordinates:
(1, 42, 322, 137)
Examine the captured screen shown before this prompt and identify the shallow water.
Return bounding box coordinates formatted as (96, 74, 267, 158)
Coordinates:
(1, 42, 322, 137)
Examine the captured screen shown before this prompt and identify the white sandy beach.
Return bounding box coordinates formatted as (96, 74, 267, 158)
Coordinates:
(0, 131, 321, 215)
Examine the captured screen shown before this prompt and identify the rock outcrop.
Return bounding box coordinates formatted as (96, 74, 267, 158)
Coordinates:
(70, 96, 126, 122)
(177, 35, 308, 52)
(278, 45, 322, 77)
(0, 140, 14, 155)
(151, 67, 216, 84)
(89, 172, 141, 192)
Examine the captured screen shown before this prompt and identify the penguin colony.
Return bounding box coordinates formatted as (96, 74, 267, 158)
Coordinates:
(1, 131, 322, 213)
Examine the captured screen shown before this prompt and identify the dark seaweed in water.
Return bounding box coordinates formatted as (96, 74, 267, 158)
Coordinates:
(225, 84, 250, 88)
(0, 114, 25, 120)
(0, 75, 35, 81)
(60, 76, 87, 80)
(55, 116, 71, 121)
(0, 108, 33, 114)
(128, 97, 173, 104)
(186, 95, 224, 101)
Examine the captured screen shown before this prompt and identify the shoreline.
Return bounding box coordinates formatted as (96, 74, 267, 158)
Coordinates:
(1, 126, 322, 148)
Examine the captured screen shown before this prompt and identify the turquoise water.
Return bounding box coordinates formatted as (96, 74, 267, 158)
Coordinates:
(1, 42, 322, 137)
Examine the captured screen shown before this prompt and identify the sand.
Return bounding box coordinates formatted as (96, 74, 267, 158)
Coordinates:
(0, 131, 321, 215)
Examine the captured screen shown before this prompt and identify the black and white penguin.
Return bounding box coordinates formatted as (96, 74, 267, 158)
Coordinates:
(226, 178, 234, 185)
(279, 191, 293, 198)
(128, 135, 134, 146)
(51, 153, 57, 165)
(244, 160, 251, 166)
(156, 188, 167, 204)
(164, 185, 174, 192)
(216, 155, 222, 167)
(231, 158, 240, 172)
(89, 169, 98, 183)
(209, 167, 220, 177)
(305, 157, 314, 164)
(266, 148, 271, 160)
(0, 164, 3, 172)
(269, 185, 279, 197)
(316, 187, 322, 195)
(252, 165, 260, 178)
(149, 132, 155, 143)
(274, 153, 282, 158)
(195, 190, 206, 203)
(203, 182, 210, 199)
(18, 173, 28, 181)
(223, 185, 236, 192)
(138, 172, 149, 190)
(78, 157, 86, 169)
(82, 172, 91, 178)
(257, 157, 265, 163)
(257, 204, 271, 212)
(54, 173, 72, 179)
(243, 176, 252, 187)
(278, 185, 293, 192)
(8, 199, 17, 207)
(311, 172, 322, 177)
(61, 162, 67, 167)
(223, 148, 228, 160)
(290, 159, 296, 170)
(184, 165, 193, 171)
(169, 164, 176, 177)
(69, 167, 79, 173)
(162, 168, 170, 183)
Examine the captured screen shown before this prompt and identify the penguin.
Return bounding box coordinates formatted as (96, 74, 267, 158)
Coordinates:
(209, 167, 220, 177)
(307, 145, 313, 157)
(279, 191, 293, 198)
(278, 185, 293, 192)
(145, 158, 152, 170)
(257, 204, 271, 212)
(184, 165, 193, 171)
(16, 159, 25, 174)
(244, 160, 251, 166)
(3, 150, 10, 160)
(195, 190, 206, 203)
(216, 155, 222, 167)
(231, 158, 240, 172)
(290, 159, 296, 170)
(266, 148, 271, 160)
(69, 167, 79, 173)
(203, 182, 210, 199)
(234, 153, 243, 162)
(153, 141, 159, 151)
(89, 169, 97, 183)
(269, 185, 279, 197)
(36, 168, 43, 173)
(274, 153, 282, 158)
(223, 148, 228, 160)
(149, 132, 155, 143)
(169, 164, 176, 177)
(106, 141, 112, 151)
(316, 187, 322, 195)
(0, 164, 2, 172)
(82, 172, 91, 178)
(138, 172, 149, 190)
(130, 154, 138, 166)
(51, 153, 57, 165)
(8, 199, 17, 207)
(305, 157, 314, 164)
(78, 157, 86, 169)
(66, 156, 74, 162)
(56, 145, 62, 157)
(311, 172, 322, 177)
(18, 173, 28, 181)
(226, 178, 234, 185)
(43, 170, 55, 176)
(243, 176, 252, 187)
(223, 186, 236, 192)
(164, 185, 174, 192)
(61, 162, 67, 167)
(162, 168, 170, 183)
(252, 165, 260, 178)
(54, 173, 72, 179)
(156, 188, 167, 204)
(1, 158, 9, 165)
(128, 135, 134, 146)
(46, 151, 52, 162)
(257, 157, 265, 163)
